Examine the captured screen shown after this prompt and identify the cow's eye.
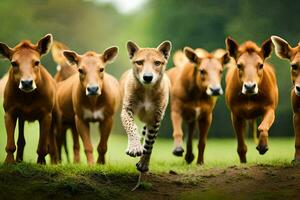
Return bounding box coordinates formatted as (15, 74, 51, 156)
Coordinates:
(259, 63, 264, 69)
(199, 69, 205, 75)
(99, 68, 104, 72)
(34, 61, 40, 66)
(135, 60, 144, 66)
(78, 68, 84, 74)
(292, 64, 298, 71)
(237, 64, 242, 69)
(11, 61, 18, 68)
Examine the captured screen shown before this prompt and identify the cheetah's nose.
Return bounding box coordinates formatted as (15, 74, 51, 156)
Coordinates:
(143, 73, 153, 84)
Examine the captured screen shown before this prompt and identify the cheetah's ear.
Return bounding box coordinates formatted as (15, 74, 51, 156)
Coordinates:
(157, 40, 172, 60)
(127, 41, 140, 59)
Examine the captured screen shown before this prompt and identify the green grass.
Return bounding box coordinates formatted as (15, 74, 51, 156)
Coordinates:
(0, 119, 295, 173)
(0, 120, 296, 200)
(0, 97, 295, 172)
(0, 101, 297, 199)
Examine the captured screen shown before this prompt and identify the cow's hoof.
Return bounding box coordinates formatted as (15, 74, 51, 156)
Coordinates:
(136, 161, 149, 173)
(4, 154, 15, 164)
(37, 157, 46, 165)
(291, 159, 300, 166)
(173, 146, 184, 157)
(256, 145, 269, 155)
(185, 153, 195, 164)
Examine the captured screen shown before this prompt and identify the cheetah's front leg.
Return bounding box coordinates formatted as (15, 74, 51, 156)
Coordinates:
(136, 121, 160, 172)
(121, 105, 143, 157)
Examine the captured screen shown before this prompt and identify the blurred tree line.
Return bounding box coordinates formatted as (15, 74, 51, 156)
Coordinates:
(0, 0, 299, 138)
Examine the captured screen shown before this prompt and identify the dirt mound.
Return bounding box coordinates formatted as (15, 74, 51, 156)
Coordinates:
(0, 164, 299, 200)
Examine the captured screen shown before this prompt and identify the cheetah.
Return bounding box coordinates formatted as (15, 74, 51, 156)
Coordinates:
(120, 40, 172, 172)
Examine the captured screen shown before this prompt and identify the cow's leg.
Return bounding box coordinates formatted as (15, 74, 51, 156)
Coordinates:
(197, 113, 212, 165)
(171, 111, 184, 156)
(56, 125, 67, 163)
(62, 130, 70, 163)
(185, 121, 196, 164)
(97, 116, 113, 164)
(231, 113, 247, 163)
(75, 116, 94, 165)
(4, 112, 17, 164)
(16, 118, 25, 162)
(37, 113, 52, 164)
(48, 120, 58, 165)
(293, 112, 300, 163)
(257, 109, 275, 155)
(71, 124, 80, 164)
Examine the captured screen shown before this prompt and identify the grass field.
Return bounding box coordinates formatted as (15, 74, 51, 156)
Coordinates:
(0, 103, 298, 199)
(0, 121, 295, 171)
(0, 120, 299, 199)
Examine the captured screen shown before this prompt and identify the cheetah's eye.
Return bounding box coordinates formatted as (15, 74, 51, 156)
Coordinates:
(135, 60, 144, 66)
(154, 61, 161, 66)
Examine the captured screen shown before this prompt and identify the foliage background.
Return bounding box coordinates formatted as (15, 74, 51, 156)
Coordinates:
(0, 0, 298, 138)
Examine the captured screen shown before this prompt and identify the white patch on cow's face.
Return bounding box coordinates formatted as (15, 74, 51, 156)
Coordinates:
(206, 84, 223, 96)
(242, 81, 258, 95)
(83, 107, 104, 120)
(18, 79, 37, 93)
(294, 84, 300, 96)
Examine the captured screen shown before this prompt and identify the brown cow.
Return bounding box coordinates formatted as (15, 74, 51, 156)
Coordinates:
(56, 47, 120, 165)
(225, 37, 278, 163)
(167, 48, 230, 164)
(0, 34, 56, 164)
(51, 40, 77, 163)
(271, 36, 300, 163)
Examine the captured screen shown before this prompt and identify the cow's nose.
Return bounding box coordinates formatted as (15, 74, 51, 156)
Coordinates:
(209, 86, 223, 96)
(244, 82, 257, 91)
(87, 86, 99, 95)
(295, 85, 300, 93)
(143, 73, 153, 83)
(21, 79, 33, 89)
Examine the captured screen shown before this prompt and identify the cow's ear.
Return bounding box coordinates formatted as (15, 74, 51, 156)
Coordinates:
(271, 36, 293, 60)
(37, 34, 53, 56)
(63, 50, 80, 65)
(261, 38, 273, 59)
(226, 37, 239, 59)
(102, 46, 118, 64)
(184, 47, 200, 64)
(0, 42, 13, 60)
(220, 52, 231, 65)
